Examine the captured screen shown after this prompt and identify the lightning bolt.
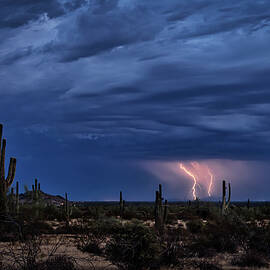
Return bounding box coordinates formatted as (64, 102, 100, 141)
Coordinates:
(180, 163, 197, 200)
(207, 167, 213, 197)
(191, 162, 203, 191)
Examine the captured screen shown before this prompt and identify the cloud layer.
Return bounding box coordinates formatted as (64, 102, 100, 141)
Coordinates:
(1, 0, 270, 199)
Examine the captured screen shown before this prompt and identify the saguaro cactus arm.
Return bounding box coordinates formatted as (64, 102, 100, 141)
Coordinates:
(0, 139, 6, 179)
(6, 158, 16, 186)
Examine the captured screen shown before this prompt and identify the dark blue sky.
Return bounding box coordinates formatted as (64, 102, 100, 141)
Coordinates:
(1, 0, 270, 201)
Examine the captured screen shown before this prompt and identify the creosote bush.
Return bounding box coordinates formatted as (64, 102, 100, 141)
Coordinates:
(105, 221, 161, 270)
(76, 226, 106, 255)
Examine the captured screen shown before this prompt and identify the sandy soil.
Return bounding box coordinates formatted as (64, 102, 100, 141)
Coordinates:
(0, 234, 116, 270)
(1, 218, 270, 270)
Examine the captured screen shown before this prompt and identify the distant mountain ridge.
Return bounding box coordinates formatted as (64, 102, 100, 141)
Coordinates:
(19, 191, 66, 206)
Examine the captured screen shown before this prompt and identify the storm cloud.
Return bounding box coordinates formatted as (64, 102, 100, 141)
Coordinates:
(1, 0, 270, 200)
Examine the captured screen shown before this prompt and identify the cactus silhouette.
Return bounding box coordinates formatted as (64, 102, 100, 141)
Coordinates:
(65, 192, 72, 228)
(0, 124, 17, 213)
(154, 184, 168, 234)
(32, 178, 40, 201)
(119, 191, 125, 218)
(221, 180, 231, 215)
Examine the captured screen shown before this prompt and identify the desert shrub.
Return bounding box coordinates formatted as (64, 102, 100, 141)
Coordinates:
(104, 206, 119, 218)
(55, 217, 122, 235)
(4, 236, 43, 269)
(166, 213, 178, 225)
(69, 206, 83, 219)
(83, 206, 104, 219)
(0, 256, 77, 270)
(178, 209, 198, 221)
(92, 217, 122, 235)
(41, 255, 77, 270)
(22, 220, 54, 236)
(123, 210, 148, 221)
(195, 208, 212, 219)
(18, 205, 35, 220)
(187, 219, 203, 234)
(231, 206, 260, 222)
(76, 227, 106, 255)
(1, 235, 75, 270)
(18, 203, 52, 222)
(246, 224, 270, 254)
(0, 219, 21, 242)
(175, 258, 221, 270)
(231, 251, 268, 268)
(194, 261, 222, 270)
(255, 205, 270, 219)
(105, 221, 160, 270)
(54, 222, 85, 234)
(75, 217, 123, 254)
(160, 228, 185, 266)
(161, 241, 182, 266)
(187, 216, 248, 256)
(41, 205, 63, 221)
(198, 226, 237, 253)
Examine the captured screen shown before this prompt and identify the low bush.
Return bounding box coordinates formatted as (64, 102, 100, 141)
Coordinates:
(186, 219, 203, 234)
(41, 255, 77, 270)
(22, 221, 54, 236)
(246, 224, 270, 254)
(160, 228, 184, 266)
(187, 217, 246, 257)
(1, 255, 77, 270)
(195, 261, 222, 270)
(0, 220, 21, 242)
(231, 251, 268, 268)
(76, 227, 106, 255)
(105, 221, 160, 270)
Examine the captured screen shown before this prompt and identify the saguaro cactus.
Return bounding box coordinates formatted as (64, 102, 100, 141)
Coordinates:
(119, 191, 125, 218)
(0, 124, 17, 213)
(65, 192, 72, 228)
(32, 178, 40, 201)
(32, 178, 41, 218)
(154, 184, 168, 233)
(221, 180, 231, 215)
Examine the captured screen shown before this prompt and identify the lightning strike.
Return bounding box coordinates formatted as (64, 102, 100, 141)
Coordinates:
(207, 167, 214, 197)
(180, 163, 197, 200)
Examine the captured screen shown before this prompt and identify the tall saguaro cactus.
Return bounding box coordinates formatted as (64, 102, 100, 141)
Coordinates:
(32, 178, 41, 218)
(119, 191, 125, 218)
(221, 180, 231, 215)
(154, 184, 168, 234)
(65, 192, 72, 228)
(32, 178, 40, 201)
(0, 124, 17, 213)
